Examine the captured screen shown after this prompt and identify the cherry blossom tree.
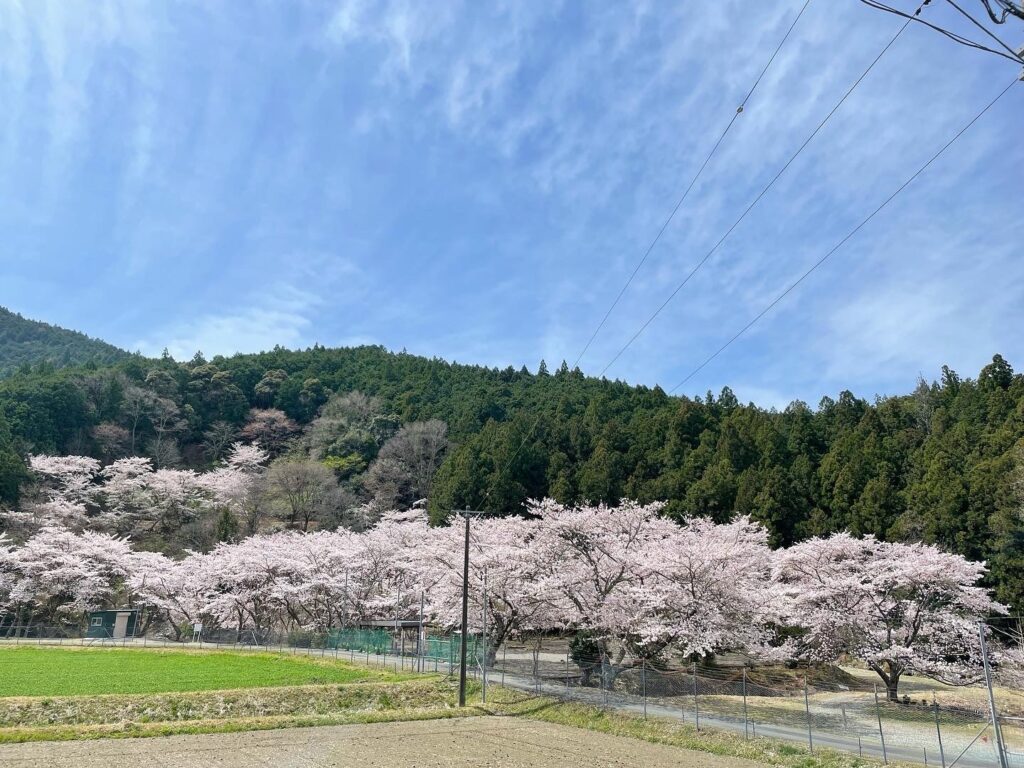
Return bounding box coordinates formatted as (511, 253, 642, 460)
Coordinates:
(200, 443, 270, 512)
(0, 499, 90, 536)
(271, 530, 356, 631)
(774, 532, 1003, 700)
(0, 533, 11, 621)
(198, 535, 288, 635)
(624, 515, 784, 659)
(239, 409, 300, 456)
(0, 526, 134, 632)
(22, 450, 268, 544)
(345, 509, 429, 624)
(0, 492, 1005, 678)
(129, 550, 209, 640)
(527, 499, 678, 684)
(525, 500, 785, 685)
(413, 514, 554, 664)
(29, 455, 100, 506)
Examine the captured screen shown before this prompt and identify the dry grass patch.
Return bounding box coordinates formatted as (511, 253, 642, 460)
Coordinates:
(0, 679, 464, 743)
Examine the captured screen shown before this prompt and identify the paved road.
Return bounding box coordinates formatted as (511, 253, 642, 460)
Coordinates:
(356, 647, 1003, 768)
(0, 716, 768, 768)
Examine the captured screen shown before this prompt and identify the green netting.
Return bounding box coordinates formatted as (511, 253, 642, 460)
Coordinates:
(327, 627, 392, 654)
(424, 633, 482, 662)
(327, 628, 484, 661)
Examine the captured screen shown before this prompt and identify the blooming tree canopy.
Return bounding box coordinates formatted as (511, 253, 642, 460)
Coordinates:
(0, 526, 135, 627)
(774, 533, 1003, 699)
(14, 448, 270, 545)
(0, 495, 1002, 698)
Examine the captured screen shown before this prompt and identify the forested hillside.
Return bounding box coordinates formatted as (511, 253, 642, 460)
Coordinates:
(0, 307, 130, 377)
(0, 344, 1021, 609)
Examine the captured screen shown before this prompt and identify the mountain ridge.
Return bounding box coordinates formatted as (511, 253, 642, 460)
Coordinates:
(0, 306, 132, 378)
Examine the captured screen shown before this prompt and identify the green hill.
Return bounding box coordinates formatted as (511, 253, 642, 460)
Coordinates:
(0, 336, 1021, 611)
(0, 307, 131, 377)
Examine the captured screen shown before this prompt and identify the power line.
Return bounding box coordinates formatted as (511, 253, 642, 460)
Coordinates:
(597, 1, 928, 379)
(943, 0, 1024, 61)
(478, 2, 815, 507)
(668, 77, 1019, 395)
(860, 0, 1024, 63)
(980, 0, 1024, 24)
(573, 0, 813, 368)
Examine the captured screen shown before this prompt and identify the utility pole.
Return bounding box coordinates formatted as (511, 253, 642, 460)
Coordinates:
(395, 582, 402, 668)
(481, 566, 488, 704)
(979, 622, 1009, 768)
(458, 509, 484, 707)
(417, 591, 425, 674)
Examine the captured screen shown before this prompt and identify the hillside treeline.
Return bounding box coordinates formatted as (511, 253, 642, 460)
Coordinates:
(0, 307, 130, 378)
(0, 345, 1021, 608)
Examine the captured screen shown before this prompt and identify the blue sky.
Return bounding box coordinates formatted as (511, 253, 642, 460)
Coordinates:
(1, 1, 1021, 408)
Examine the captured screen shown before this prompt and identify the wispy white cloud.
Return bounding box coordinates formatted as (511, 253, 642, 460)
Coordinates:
(2, 0, 1020, 406)
(137, 294, 314, 361)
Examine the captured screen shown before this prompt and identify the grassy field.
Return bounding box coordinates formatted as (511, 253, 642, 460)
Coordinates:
(0, 646, 405, 697)
(0, 645, 905, 766)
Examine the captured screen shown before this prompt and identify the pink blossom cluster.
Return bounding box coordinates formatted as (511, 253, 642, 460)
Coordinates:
(0, 495, 1002, 694)
(4, 445, 268, 537)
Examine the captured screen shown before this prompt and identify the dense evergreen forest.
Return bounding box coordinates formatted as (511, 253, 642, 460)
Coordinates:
(0, 340, 1021, 610)
(0, 307, 131, 378)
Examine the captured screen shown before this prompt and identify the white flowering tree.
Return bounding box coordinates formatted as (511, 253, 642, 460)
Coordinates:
(0, 492, 1004, 681)
(17, 447, 269, 543)
(526, 499, 783, 685)
(412, 514, 555, 664)
(774, 533, 1003, 700)
(0, 526, 134, 631)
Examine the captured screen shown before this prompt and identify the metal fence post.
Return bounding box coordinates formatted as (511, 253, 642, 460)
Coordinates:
(641, 659, 647, 719)
(874, 685, 888, 765)
(692, 662, 699, 730)
(804, 675, 814, 754)
(742, 666, 749, 739)
(501, 644, 506, 687)
(565, 650, 570, 696)
(533, 648, 539, 694)
(933, 696, 946, 768)
(602, 652, 609, 707)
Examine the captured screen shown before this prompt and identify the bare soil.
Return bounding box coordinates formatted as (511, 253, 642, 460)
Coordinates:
(0, 715, 768, 768)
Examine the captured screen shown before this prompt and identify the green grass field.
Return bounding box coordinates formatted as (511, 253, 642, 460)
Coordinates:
(0, 646, 896, 767)
(0, 647, 401, 697)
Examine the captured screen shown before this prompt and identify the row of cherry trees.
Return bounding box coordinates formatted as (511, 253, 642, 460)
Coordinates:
(0, 495, 1001, 699)
(0, 445, 269, 545)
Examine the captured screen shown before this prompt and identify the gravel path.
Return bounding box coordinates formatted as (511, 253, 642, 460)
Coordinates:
(0, 716, 767, 768)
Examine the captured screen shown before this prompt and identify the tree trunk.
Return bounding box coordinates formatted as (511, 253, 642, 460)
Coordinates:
(870, 661, 903, 702)
(886, 673, 901, 702)
(580, 665, 594, 687)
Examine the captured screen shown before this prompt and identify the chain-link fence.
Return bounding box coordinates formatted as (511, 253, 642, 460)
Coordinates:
(0, 622, 484, 678)
(486, 638, 1019, 768)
